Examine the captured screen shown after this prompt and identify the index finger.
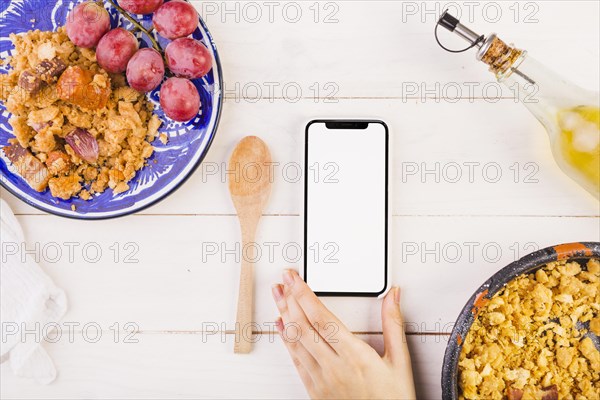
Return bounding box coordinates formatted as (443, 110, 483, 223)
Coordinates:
(282, 269, 355, 353)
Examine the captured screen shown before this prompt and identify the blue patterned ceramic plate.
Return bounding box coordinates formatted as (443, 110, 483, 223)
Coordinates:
(0, 0, 223, 219)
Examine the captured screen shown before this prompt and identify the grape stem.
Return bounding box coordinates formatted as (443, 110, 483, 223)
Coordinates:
(105, 0, 162, 55)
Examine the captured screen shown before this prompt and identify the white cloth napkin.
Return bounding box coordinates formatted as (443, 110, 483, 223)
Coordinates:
(1, 199, 67, 384)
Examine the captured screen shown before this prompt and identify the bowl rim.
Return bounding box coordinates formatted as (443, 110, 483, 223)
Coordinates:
(441, 241, 600, 399)
(0, 8, 223, 220)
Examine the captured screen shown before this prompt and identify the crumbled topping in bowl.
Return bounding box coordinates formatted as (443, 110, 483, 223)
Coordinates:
(459, 258, 600, 399)
(0, 28, 161, 200)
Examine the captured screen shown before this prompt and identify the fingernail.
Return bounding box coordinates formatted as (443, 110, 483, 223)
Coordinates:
(394, 287, 401, 304)
(275, 317, 284, 333)
(271, 284, 284, 301)
(283, 269, 295, 287)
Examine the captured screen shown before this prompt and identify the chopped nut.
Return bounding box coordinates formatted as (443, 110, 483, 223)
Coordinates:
(18, 70, 42, 94)
(3, 143, 49, 191)
(540, 385, 558, 400)
(35, 57, 67, 83)
(45, 151, 71, 175)
(507, 387, 523, 400)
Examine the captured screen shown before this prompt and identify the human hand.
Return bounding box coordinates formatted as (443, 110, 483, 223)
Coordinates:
(271, 269, 416, 400)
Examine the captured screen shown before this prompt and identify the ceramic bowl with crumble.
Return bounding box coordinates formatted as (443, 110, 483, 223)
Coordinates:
(442, 242, 600, 400)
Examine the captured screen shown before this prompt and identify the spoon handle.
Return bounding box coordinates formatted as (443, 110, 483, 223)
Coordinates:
(234, 218, 259, 354)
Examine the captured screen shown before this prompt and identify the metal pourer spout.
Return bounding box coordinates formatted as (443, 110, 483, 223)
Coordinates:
(437, 10, 484, 49)
(435, 10, 524, 79)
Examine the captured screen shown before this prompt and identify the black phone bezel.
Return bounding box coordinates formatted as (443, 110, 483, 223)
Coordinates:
(304, 119, 389, 297)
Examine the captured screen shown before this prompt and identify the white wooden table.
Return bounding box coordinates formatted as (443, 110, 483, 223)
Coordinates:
(2, 1, 599, 398)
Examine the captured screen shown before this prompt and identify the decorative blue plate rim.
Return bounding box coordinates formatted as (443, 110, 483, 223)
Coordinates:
(0, 0, 223, 220)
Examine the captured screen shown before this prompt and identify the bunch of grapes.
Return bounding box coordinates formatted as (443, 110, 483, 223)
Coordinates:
(65, 0, 213, 122)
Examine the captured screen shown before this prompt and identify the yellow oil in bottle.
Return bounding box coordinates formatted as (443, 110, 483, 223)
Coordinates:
(435, 12, 600, 199)
(556, 106, 600, 198)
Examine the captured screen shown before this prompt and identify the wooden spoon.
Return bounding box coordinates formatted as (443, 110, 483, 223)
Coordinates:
(228, 136, 273, 354)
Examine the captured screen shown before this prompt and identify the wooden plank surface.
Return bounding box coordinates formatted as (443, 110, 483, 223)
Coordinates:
(2, 214, 596, 334)
(3, 100, 600, 216)
(0, 334, 448, 400)
(196, 0, 600, 98)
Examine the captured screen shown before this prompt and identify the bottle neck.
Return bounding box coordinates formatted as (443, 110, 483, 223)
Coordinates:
(500, 53, 559, 130)
(478, 35, 524, 78)
(479, 37, 596, 133)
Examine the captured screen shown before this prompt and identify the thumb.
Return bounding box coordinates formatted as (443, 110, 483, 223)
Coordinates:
(382, 287, 411, 370)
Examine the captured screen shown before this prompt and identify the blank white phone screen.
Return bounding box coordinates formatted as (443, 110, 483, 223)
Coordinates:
(305, 122, 387, 294)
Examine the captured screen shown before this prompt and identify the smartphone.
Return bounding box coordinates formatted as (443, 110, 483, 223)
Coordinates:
(304, 120, 389, 297)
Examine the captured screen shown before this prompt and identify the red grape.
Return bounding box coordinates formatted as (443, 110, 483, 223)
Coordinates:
(96, 28, 139, 73)
(160, 77, 200, 122)
(65, 1, 111, 48)
(126, 48, 165, 93)
(165, 38, 212, 79)
(153, 0, 198, 40)
(119, 0, 163, 15)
